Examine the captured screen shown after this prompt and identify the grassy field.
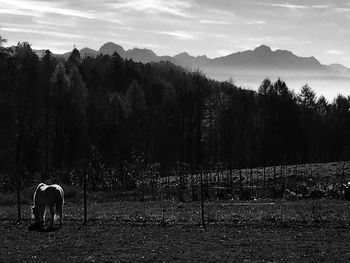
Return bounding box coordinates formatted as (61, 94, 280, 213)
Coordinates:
(2, 199, 350, 262)
(1, 161, 350, 262)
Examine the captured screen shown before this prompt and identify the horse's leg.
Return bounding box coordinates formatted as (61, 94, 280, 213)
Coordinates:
(40, 205, 45, 227)
(56, 192, 63, 228)
(59, 208, 62, 228)
(49, 205, 54, 228)
(57, 202, 63, 228)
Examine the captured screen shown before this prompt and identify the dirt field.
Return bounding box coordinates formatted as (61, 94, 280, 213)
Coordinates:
(2, 200, 350, 262)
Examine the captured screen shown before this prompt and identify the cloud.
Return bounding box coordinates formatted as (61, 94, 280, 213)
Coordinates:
(268, 3, 309, 10)
(250, 2, 310, 10)
(0, 0, 97, 19)
(245, 36, 291, 44)
(207, 33, 230, 39)
(32, 17, 80, 28)
(110, 0, 192, 18)
(246, 20, 266, 25)
(311, 5, 332, 9)
(205, 8, 236, 18)
(1, 27, 88, 39)
(199, 20, 231, 25)
(156, 30, 197, 40)
(334, 7, 350, 12)
(326, 50, 345, 55)
(0, 8, 40, 17)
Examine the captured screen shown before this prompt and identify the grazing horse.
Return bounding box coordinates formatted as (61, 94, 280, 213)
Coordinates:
(31, 183, 64, 228)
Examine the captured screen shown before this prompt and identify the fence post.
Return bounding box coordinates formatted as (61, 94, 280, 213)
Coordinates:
(341, 161, 346, 189)
(141, 169, 145, 201)
(17, 167, 21, 222)
(200, 167, 206, 231)
(310, 163, 313, 177)
(239, 169, 242, 190)
(166, 172, 170, 200)
(83, 168, 87, 225)
(229, 164, 233, 195)
(179, 163, 184, 201)
(191, 171, 198, 201)
(280, 165, 283, 177)
(216, 166, 219, 199)
(204, 170, 208, 199)
(281, 165, 284, 191)
(250, 168, 253, 189)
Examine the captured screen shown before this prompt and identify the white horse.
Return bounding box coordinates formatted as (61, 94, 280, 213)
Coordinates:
(31, 183, 64, 228)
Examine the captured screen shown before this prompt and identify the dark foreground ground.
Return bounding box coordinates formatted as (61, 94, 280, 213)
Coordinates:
(2, 200, 350, 262)
(1, 220, 350, 262)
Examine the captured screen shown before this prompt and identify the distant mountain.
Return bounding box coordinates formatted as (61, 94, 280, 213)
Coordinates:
(34, 43, 350, 77)
(80, 47, 99, 58)
(328, 63, 350, 75)
(95, 43, 176, 64)
(99, 42, 126, 57)
(126, 48, 158, 63)
(173, 52, 210, 69)
(207, 45, 326, 73)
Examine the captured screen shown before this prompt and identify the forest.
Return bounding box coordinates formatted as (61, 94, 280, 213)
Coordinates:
(1, 37, 350, 190)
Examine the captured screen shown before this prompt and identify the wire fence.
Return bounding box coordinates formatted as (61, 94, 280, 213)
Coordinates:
(139, 161, 350, 202)
(2, 161, 350, 227)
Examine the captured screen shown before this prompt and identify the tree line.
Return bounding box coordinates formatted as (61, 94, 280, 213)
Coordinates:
(1, 38, 350, 188)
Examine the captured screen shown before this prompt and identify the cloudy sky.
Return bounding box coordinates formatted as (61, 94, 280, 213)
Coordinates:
(0, 0, 350, 67)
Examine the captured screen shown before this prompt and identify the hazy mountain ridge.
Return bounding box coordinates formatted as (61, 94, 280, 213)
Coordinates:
(34, 42, 350, 77)
(209, 45, 326, 72)
(173, 52, 210, 69)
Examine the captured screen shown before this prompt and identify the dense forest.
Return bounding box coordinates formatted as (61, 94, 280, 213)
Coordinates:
(1, 37, 350, 188)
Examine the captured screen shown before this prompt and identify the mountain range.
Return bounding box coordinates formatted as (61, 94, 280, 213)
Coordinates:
(33, 42, 350, 99)
(39, 42, 349, 76)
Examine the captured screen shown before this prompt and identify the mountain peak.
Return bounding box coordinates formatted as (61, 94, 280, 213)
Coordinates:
(99, 42, 125, 55)
(80, 47, 97, 53)
(174, 52, 208, 60)
(80, 47, 98, 58)
(174, 52, 191, 58)
(129, 47, 157, 57)
(254, 45, 272, 53)
(100, 42, 122, 48)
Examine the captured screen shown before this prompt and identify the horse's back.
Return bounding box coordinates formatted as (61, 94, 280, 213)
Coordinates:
(36, 183, 47, 191)
(50, 184, 63, 194)
(35, 183, 64, 205)
(51, 184, 64, 202)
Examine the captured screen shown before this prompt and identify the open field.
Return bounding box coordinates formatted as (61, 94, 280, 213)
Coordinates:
(1, 161, 350, 262)
(2, 200, 350, 262)
(2, 220, 350, 262)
